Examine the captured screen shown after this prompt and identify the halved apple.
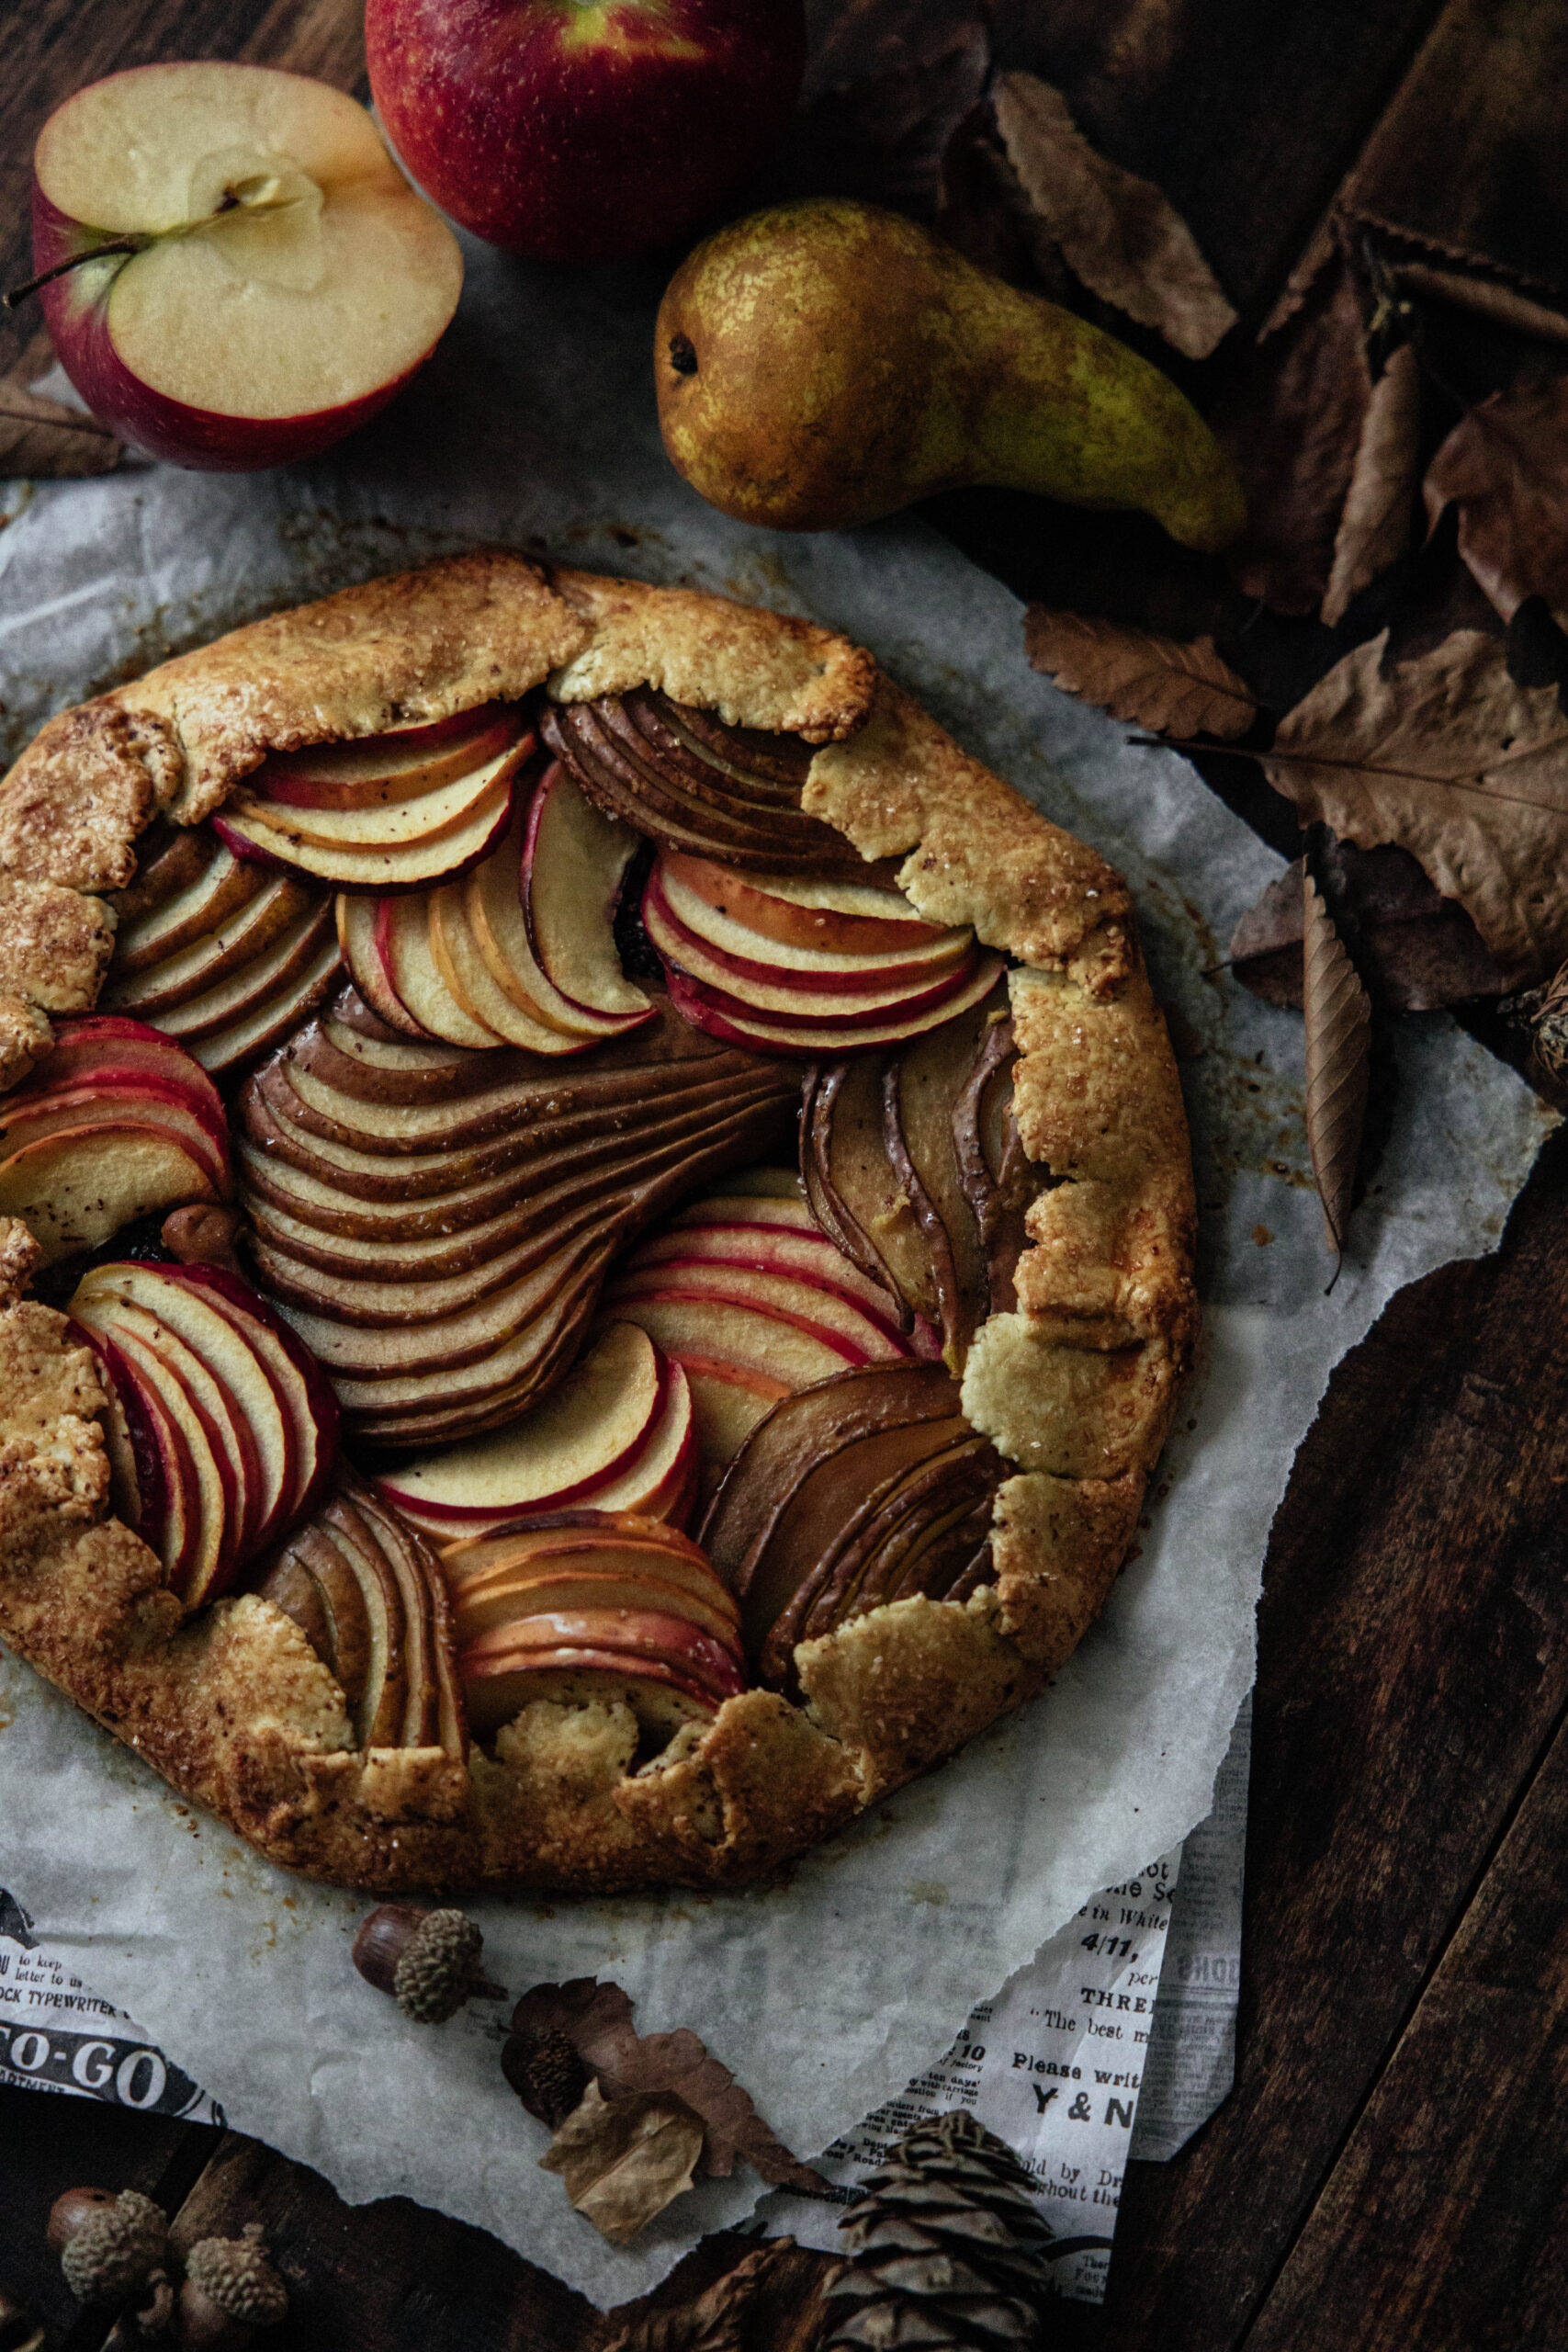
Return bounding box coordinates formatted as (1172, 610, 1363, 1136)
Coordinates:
(660, 852, 951, 956)
(251, 706, 524, 811)
(521, 763, 653, 1023)
(33, 62, 463, 472)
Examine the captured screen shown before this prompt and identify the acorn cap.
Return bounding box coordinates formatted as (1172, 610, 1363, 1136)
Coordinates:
(392, 1907, 487, 2023)
(185, 2226, 288, 2326)
(56, 2188, 167, 2303)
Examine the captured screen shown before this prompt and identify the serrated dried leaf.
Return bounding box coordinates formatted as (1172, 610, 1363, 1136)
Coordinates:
(793, 0, 989, 215)
(1230, 839, 1506, 1012)
(1212, 252, 1372, 616)
(1303, 872, 1371, 1262)
(1393, 262, 1568, 348)
(1321, 343, 1423, 625)
(540, 2081, 705, 2245)
(1025, 608, 1257, 739)
(1423, 372, 1568, 626)
(0, 383, 121, 479)
(603, 2238, 801, 2352)
(512, 1980, 825, 2193)
(1261, 629, 1568, 987)
(990, 73, 1235, 360)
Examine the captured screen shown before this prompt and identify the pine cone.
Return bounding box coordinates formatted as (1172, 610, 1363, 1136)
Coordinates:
(821, 2111, 1055, 2352)
(502, 2025, 592, 2127)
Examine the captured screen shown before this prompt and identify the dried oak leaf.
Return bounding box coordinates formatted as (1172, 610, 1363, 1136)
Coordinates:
(1212, 251, 1371, 616)
(1423, 372, 1568, 625)
(1321, 343, 1423, 626)
(541, 2082, 705, 2245)
(990, 73, 1235, 361)
(1261, 629, 1568, 988)
(0, 382, 121, 479)
(1230, 839, 1506, 1012)
(1303, 871, 1371, 1263)
(1025, 608, 1257, 738)
(511, 1980, 825, 2192)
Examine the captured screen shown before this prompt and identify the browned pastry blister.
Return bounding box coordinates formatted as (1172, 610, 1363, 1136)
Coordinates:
(0, 554, 1196, 1891)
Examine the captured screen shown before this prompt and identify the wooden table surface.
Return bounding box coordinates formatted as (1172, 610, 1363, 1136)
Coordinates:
(2, 4, 1565, 2346)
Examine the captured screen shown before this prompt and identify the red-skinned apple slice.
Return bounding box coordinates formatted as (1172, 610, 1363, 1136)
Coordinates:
(0, 1073, 231, 1178)
(635, 1214, 918, 1335)
(336, 895, 430, 1037)
(376, 1322, 664, 1525)
(657, 858, 966, 987)
(603, 1287, 872, 1389)
(32, 62, 463, 472)
(426, 878, 595, 1054)
(213, 769, 514, 890)
(0, 1126, 222, 1265)
(467, 804, 651, 1039)
(33, 1018, 229, 1128)
(645, 880, 977, 1022)
(83, 1323, 201, 1592)
(458, 1646, 728, 1739)
(666, 1353, 790, 1464)
(663, 956, 1007, 1057)
(439, 1509, 719, 1575)
(457, 1607, 743, 1698)
(453, 1564, 739, 1646)
(613, 1259, 908, 1362)
(73, 1265, 286, 1562)
(73, 1312, 231, 1603)
(521, 763, 652, 1022)
(373, 894, 503, 1050)
(159, 1262, 341, 1530)
(232, 737, 529, 850)
(252, 707, 525, 810)
(70, 1319, 162, 1548)
(660, 851, 949, 955)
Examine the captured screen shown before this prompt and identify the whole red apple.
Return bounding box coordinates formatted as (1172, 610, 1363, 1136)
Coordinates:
(29, 62, 463, 470)
(365, 0, 807, 265)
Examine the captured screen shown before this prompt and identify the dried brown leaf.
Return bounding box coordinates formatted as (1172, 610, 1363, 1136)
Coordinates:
(1212, 252, 1371, 615)
(1303, 872, 1371, 1262)
(1424, 373, 1568, 625)
(0, 383, 121, 479)
(540, 2082, 705, 2245)
(1025, 608, 1257, 738)
(603, 2239, 801, 2352)
(990, 73, 1236, 360)
(792, 0, 989, 215)
(1321, 343, 1423, 626)
(1229, 840, 1506, 1012)
(1261, 629, 1568, 987)
(1392, 262, 1568, 348)
(511, 1980, 825, 2193)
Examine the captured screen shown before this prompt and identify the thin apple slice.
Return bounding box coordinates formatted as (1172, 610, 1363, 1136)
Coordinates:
(252, 707, 525, 811)
(602, 1286, 869, 1390)
(85, 1325, 200, 1590)
(585, 1361, 695, 1520)
(316, 1494, 409, 1747)
(232, 737, 528, 849)
(161, 1263, 340, 1530)
(376, 1322, 664, 1526)
(458, 1645, 728, 1741)
(612, 1255, 910, 1361)
(658, 858, 966, 984)
(427, 876, 595, 1053)
(660, 851, 950, 954)
(457, 1604, 743, 1696)
(453, 1564, 738, 1647)
(645, 882, 975, 1021)
(153, 899, 337, 1042)
(373, 894, 503, 1050)
(664, 956, 1005, 1057)
(468, 806, 651, 1038)
(0, 1074, 229, 1176)
(671, 1355, 791, 1465)
(73, 1312, 231, 1604)
(0, 1125, 221, 1266)
(638, 1207, 918, 1333)
(109, 843, 271, 979)
(107, 870, 317, 1013)
(336, 894, 430, 1037)
(70, 1319, 163, 1548)
(336, 1488, 436, 1747)
(522, 763, 652, 1020)
(213, 771, 513, 890)
(185, 926, 344, 1078)
(36, 1018, 229, 1126)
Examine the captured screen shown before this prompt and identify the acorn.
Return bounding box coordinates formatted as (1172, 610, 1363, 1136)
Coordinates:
(352, 1903, 505, 2023)
(177, 2225, 288, 2349)
(48, 2187, 167, 2304)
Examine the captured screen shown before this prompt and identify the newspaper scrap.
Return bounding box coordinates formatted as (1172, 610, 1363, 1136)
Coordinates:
(759, 1697, 1251, 2302)
(0, 1890, 220, 2123)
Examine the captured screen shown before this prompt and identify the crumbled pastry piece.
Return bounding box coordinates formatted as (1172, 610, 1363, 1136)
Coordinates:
(0, 703, 172, 893)
(0, 874, 115, 1011)
(0, 992, 52, 1090)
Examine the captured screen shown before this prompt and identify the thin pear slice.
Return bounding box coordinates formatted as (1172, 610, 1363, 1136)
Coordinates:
(106, 870, 317, 1013)
(186, 928, 344, 1077)
(110, 842, 265, 978)
(156, 900, 338, 1041)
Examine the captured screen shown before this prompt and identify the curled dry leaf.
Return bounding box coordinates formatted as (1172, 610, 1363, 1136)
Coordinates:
(1321, 343, 1423, 626)
(1262, 629, 1568, 988)
(1423, 372, 1568, 625)
(793, 0, 989, 216)
(989, 72, 1236, 361)
(1230, 838, 1506, 1013)
(0, 382, 121, 479)
(511, 1979, 825, 2192)
(1025, 608, 1257, 739)
(602, 2238, 801, 2352)
(540, 2081, 705, 2245)
(1302, 870, 1371, 1264)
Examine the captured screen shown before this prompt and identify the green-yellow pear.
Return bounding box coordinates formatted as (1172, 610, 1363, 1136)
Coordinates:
(656, 198, 1245, 551)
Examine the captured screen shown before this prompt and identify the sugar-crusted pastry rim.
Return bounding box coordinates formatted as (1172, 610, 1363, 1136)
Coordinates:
(0, 552, 1196, 1891)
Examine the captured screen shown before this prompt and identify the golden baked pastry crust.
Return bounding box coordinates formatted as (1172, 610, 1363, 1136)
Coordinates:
(0, 557, 1196, 1892)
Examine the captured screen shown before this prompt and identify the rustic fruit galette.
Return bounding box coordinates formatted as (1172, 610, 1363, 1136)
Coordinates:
(0, 553, 1194, 1891)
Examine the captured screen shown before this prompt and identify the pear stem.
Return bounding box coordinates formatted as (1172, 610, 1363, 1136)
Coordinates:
(4, 239, 148, 311)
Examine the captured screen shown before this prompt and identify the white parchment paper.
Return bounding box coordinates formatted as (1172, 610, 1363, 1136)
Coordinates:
(0, 237, 1552, 2305)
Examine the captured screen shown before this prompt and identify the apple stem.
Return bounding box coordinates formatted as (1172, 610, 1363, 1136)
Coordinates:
(4, 239, 149, 311)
